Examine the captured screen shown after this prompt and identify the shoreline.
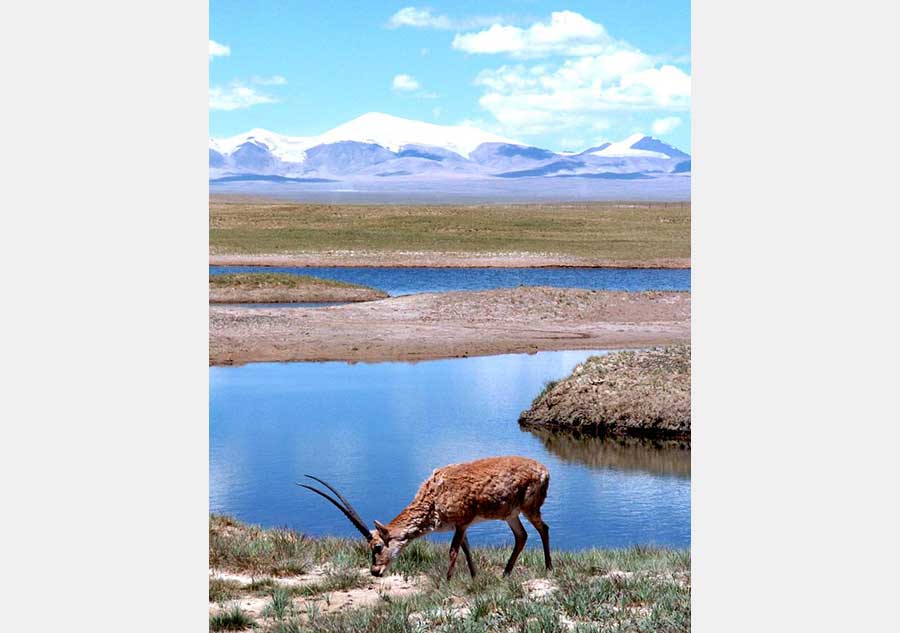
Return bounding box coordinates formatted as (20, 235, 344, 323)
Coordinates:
(210, 253, 691, 269)
(210, 287, 690, 366)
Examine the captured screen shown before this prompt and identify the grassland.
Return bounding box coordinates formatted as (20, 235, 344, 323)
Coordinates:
(209, 273, 388, 303)
(209, 197, 691, 267)
(209, 515, 690, 632)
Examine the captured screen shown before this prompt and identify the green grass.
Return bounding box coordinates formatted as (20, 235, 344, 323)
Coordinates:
(209, 604, 255, 631)
(209, 515, 690, 632)
(262, 587, 293, 620)
(209, 199, 691, 262)
(209, 272, 374, 291)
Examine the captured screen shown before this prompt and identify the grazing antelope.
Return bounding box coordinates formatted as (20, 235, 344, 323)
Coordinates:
(299, 456, 552, 579)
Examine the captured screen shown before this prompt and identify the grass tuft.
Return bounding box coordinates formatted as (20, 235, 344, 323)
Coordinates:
(209, 604, 254, 631)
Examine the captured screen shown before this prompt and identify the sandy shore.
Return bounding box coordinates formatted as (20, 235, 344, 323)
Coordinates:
(209, 252, 691, 269)
(209, 287, 690, 365)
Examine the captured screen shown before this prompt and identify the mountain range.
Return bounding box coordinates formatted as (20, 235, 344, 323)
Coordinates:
(209, 113, 690, 185)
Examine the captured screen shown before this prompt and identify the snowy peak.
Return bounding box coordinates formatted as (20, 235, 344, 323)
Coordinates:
(314, 113, 521, 158)
(590, 134, 688, 159)
(210, 128, 313, 163)
(209, 113, 523, 161)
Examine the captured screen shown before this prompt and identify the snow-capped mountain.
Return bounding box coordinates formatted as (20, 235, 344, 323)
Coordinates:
(209, 113, 691, 185)
(587, 133, 689, 159)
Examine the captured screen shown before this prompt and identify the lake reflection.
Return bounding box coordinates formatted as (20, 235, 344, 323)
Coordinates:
(210, 350, 690, 549)
(526, 428, 690, 478)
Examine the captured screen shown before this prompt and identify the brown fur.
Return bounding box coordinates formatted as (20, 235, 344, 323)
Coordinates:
(369, 456, 552, 579)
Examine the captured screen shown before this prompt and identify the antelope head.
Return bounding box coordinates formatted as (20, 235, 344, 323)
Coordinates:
(298, 475, 408, 577)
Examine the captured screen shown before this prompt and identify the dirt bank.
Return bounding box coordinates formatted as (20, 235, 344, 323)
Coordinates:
(210, 252, 691, 269)
(519, 346, 691, 440)
(209, 287, 690, 365)
(209, 272, 387, 304)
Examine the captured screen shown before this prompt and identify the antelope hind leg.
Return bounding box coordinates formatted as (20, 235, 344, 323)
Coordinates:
(525, 511, 552, 572)
(503, 515, 528, 577)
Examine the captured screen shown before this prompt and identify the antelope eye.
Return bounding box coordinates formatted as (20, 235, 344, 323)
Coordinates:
(373, 544, 383, 554)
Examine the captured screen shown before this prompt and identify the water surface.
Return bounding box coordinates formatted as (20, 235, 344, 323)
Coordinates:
(209, 266, 690, 296)
(210, 350, 690, 550)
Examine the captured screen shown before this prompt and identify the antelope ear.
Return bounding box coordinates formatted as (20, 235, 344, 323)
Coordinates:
(373, 520, 390, 539)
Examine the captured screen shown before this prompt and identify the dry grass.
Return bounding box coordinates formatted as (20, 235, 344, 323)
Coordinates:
(209, 273, 388, 304)
(210, 273, 370, 290)
(209, 199, 691, 262)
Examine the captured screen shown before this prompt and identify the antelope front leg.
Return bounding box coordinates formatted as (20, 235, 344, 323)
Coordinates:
(460, 534, 477, 578)
(446, 527, 467, 580)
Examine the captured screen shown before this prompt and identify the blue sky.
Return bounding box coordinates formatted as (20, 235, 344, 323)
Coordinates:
(210, 1, 691, 152)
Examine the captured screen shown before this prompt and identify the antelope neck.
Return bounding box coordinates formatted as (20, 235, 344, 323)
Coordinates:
(388, 498, 438, 540)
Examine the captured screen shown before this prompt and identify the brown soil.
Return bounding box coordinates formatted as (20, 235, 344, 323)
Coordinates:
(518, 345, 691, 440)
(209, 287, 690, 365)
(209, 252, 691, 269)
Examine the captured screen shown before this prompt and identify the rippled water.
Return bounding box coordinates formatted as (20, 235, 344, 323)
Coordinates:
(209, 266, 690, 296)
(210, 350, 690, 550)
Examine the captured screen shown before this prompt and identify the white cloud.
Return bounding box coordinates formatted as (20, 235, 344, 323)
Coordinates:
(474, 57, 690, 135)
(452, 11, 618, 59)
(392, 74, 421, 91)
(209, 39, 230, 60)
(432, 107, 442, 118)
(652, 116, 682, 135)
(387, 7, 503, 30)
(388, 7, 452, 29)
(460, 13, 690, 137)
(252, 75, 287, 86)
(209, 82, 276, 111)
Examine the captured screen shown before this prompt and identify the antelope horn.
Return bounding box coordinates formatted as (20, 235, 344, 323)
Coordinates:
(297, 478, 372, 541)
(303, 475, 369, 528)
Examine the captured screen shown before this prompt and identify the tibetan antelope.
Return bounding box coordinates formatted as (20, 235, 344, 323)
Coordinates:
(299, 456, 552, 579)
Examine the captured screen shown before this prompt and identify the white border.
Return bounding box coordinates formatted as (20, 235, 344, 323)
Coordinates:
(3, 1, 899, 631)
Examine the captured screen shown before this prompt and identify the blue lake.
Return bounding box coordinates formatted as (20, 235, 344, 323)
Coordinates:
(209, 266, 690, 296)
(210, 350, 690, 551)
